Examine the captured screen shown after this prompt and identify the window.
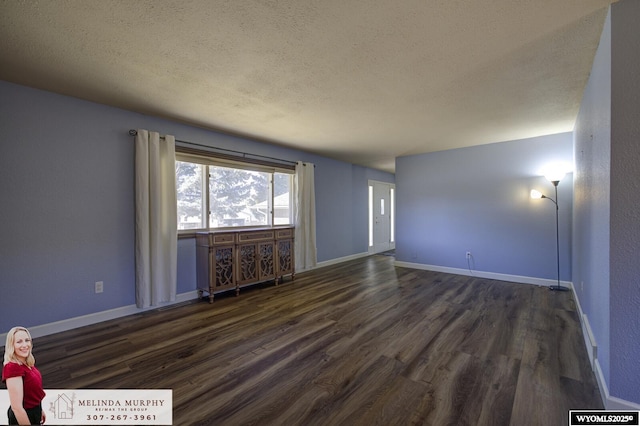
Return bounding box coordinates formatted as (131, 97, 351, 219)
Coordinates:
(176, 154, 294, 231)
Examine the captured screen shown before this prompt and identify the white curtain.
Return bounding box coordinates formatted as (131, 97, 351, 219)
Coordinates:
(135, 129, 178, 308)
(294, 161, 317, 271)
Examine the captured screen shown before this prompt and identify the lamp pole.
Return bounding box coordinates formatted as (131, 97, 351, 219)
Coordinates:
(531, 169, 569, 292)
(548, 181, 568, 291)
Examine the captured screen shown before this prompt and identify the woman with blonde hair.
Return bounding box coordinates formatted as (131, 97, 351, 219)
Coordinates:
(2, 327, 46, 425)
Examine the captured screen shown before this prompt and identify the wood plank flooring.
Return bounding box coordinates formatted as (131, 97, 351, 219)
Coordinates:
(6, 255, 602, 425)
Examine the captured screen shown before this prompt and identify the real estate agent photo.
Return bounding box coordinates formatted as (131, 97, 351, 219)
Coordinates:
(2, 327, 46, 425)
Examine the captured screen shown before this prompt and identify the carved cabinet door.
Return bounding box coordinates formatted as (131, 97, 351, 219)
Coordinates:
(275, 228, 294, 281)
(237, 242, 259, 285)
(258, 241, 276, 281)
(213, 244, 236, 291)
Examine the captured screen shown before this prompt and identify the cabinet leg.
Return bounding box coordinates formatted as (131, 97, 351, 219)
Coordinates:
(235, 286, 240, 297)
(208, 294, 214, 304)
(198, 289, 203, 299)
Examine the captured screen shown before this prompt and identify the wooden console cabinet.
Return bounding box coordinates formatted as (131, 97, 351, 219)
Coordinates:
(196, 226, 295, 303)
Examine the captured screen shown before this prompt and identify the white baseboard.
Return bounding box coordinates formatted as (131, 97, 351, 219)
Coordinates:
(572, 288, 598, 371)
(594, 359, 640, 410)
(0, 291, 200, 342)
(582, 311, 598, 369)
(4, 253, 372, 343)
(557, 279, 640, 410)
(393, 260, 572, 288)
(4, 253, 372, 342)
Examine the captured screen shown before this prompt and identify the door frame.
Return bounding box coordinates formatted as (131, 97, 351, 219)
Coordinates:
(368, 180, 396, 254)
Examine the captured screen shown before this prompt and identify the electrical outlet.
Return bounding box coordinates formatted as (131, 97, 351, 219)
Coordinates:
(466, 251, 471, 258)
(95, 281, 104, 293)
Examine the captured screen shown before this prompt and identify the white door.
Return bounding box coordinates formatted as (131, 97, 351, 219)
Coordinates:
(369, 181, 395, 253)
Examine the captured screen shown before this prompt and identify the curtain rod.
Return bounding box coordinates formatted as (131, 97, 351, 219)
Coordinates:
(128, 129, 298, 166)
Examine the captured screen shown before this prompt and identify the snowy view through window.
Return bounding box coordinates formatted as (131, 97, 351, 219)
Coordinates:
(176, 161, 292, 230)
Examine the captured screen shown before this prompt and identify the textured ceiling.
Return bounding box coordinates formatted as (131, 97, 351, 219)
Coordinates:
(0, 0, 614, 173)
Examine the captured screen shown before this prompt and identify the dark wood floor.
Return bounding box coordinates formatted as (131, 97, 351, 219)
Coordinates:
(11, 255, 603, 425)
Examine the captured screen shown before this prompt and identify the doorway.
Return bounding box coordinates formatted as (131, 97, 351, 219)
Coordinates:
(368, 180, 395, 254)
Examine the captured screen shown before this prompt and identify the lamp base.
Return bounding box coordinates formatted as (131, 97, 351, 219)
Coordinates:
(549, 285, 570, 292)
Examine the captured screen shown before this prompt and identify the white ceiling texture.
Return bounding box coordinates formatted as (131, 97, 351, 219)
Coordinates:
(0, 0, 615, 173)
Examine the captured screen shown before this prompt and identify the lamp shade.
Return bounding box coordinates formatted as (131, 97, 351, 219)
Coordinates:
(530, 189, 543, 199)
(544, 170, 565, 183)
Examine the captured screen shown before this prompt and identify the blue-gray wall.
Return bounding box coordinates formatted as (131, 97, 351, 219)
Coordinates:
(396, 133, 573, 282)
(0, 80, 393, 333)
(609, 0, 640, 404)
(573, 5, 612, 397)
(574, 0, 640, 404)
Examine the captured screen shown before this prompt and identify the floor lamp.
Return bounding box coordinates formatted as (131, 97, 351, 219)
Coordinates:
(531, 171, 569, 292)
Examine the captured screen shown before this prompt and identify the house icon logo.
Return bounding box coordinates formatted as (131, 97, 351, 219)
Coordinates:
(52, 392, 74, 420)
